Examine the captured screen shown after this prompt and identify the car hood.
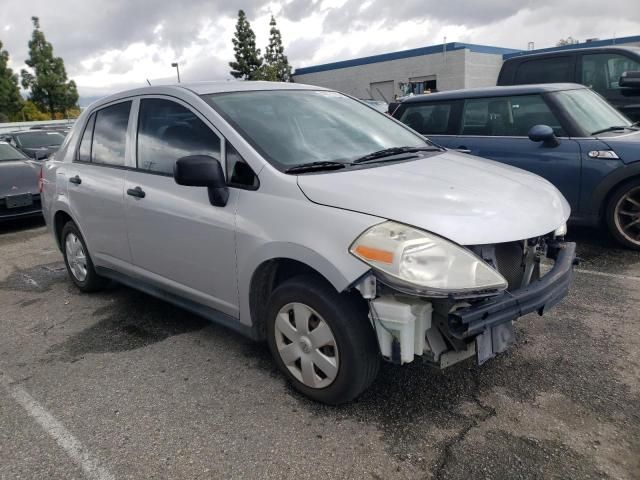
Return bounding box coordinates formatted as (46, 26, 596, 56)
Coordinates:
(0, 160, 39, 196)
(296, 151, 570, 245)
(598, 130, 640, 164)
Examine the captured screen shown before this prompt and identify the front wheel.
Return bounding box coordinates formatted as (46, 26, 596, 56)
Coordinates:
(266, 275, 380, 404)
(605, 179, 640, 250)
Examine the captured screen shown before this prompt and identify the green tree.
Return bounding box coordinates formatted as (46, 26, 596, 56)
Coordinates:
(263, 16, 292, 82)
(20, 17, 78, 119)
(557, 36, 579, 46)
(0, 40, 23, 121)
(16, 100, 49, 121)
(229, 10, 264, 80)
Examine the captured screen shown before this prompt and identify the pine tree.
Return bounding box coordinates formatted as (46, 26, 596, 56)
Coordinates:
(0, 40, 23, 122)
(263, 16, 292, 82)
(229, 10, 264, 80)
(20, 17, 78, 119)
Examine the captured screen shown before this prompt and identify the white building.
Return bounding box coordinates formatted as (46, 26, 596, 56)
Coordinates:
(293, 35, 640, 101)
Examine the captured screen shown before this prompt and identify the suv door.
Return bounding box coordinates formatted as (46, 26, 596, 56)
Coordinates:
(452, 94, 582, 211)
(124, 96, 240, 317)
(66, 101, 133, 268)
(579, 51, 640, 121)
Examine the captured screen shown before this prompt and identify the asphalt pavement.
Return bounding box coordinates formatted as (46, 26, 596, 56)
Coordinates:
(0, 217, 638, 479)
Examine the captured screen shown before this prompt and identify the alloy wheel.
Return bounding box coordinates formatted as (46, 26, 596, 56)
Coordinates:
(65, 232, 88, 282)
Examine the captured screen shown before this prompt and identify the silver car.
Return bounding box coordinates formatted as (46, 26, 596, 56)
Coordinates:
(42, 81, 576, 404)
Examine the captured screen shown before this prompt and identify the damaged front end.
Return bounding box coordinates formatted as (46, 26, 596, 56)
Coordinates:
(355, 235, 576, 368)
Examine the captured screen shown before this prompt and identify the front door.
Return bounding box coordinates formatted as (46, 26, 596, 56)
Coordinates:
(453, 94, 582, 211)
(123, 97, 239, 316)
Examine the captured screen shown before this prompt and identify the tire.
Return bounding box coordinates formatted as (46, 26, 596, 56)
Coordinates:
(605, 178, 640, 250)
(60, 221, 107, 292)
(266, 274, 380, 405)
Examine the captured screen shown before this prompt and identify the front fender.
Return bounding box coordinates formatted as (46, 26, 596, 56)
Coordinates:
(590, 160, 640, 218)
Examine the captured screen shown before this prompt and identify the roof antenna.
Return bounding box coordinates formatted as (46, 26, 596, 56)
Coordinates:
(146, 79, 152, 86)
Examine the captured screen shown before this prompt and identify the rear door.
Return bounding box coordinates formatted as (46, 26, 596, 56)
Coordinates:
(123, 96, 240, 316)
(452, 94, 582, 211)
(66, 101, 133, 268)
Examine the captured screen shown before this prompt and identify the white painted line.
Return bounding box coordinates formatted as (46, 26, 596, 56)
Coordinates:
(575, 268, 640, 282)
(0, 370, 115, 480)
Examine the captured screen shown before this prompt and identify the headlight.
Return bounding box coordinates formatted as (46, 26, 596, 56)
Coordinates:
(350, 221, 507, 297)
(554, 223, 567, 237)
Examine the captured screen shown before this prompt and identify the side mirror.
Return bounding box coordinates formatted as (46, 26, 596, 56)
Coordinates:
(174, 155, 229, 207)
(619, 71, 640, 89)
(528, 125, 559, 148)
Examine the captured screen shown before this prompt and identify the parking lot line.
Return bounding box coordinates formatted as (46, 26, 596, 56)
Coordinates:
(575, 268, 640, 281)
(0, 370, 115, 480)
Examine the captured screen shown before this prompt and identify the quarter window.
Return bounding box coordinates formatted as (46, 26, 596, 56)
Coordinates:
(582, 53, 640, 93)
(77, 113, 95, 162)
(461, 95, 565, 137)
(398, 103, 452, 134)
(226, 142, 258, 189)
(91, 101, 131, 166)
(514, 57, 574, 84)
(137, 98, 221, 175)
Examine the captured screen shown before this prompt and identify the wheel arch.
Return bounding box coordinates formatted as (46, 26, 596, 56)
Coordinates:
(591, 162, 640, 223)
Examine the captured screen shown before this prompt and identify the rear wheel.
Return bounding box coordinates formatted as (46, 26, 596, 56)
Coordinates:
(606, 179, 640, 250)
(61, 221, 106, 292)
(266, 275, 380, 404)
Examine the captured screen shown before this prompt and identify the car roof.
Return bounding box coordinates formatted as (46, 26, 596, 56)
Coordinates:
(504, 45, 640, 61)
(401, 83, 587, 103)
(89, 81, 329, 110)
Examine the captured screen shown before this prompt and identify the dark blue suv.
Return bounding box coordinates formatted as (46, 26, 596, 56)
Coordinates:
(392, 84, 640, 249)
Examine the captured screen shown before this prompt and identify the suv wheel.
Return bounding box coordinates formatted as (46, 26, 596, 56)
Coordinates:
(266, 274, 380, 404)
(61, 221, 106, 292)
(606, 179, 640, 250)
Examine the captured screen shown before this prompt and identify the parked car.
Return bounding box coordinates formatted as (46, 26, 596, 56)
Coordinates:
(498, 46, 640, 121)
(1, 130, 66, 159)
(42, 82, 575, 404)
(393, 83, 640, 249)
(0, 141, 42, 221)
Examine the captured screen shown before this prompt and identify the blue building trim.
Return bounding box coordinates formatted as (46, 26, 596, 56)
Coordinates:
(503, 34, 640, 59)
(294, 42, 522, 76)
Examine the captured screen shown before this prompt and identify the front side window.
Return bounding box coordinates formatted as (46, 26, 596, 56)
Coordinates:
(514, 57, 574, 84)
(137, 98, 221, 175)
(203, 90, 428, 170)
(91, 101, 131, 166)
(461, 95, 565, 137)
(398, 103, 452, 135)
(582, 53, 640, 93)
(0, 143, 28, 161)
(551, 88, 633, 135)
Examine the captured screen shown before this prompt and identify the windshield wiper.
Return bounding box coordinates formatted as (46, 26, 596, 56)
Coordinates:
(591, 125, 638, 135)
(285, 161, 348, 174)
(353, 146, 442, 164)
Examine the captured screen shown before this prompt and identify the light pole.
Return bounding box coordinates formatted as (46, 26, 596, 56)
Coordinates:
(171, 62, 181, 83)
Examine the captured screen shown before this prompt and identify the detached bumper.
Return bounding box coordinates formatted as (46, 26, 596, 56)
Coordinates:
(449, 241, 577, 339)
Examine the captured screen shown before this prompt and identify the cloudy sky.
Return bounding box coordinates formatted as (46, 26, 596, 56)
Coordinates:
(1, 0, 638, 104)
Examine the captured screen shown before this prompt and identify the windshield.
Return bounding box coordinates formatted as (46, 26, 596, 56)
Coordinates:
(550, 88, 633, 136)
(16, 131, 65, 148)
(203, 90, 427, 169)
(0, 143, 28, 161)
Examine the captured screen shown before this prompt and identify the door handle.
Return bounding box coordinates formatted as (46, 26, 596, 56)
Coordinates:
(456, 147, 471, 154)
(127, 186, 146, 198)
(69, 175, 82, 185)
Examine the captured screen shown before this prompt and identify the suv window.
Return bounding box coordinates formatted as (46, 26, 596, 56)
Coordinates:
(461, 95, 565, 137)
(582, 53, 640, 93)
(91, 101, 131, 166)
(514, 56, 574, 84)
(137, 98, 221, 175)
(398, 103, 452, 134)
(77, 113, 96, 162)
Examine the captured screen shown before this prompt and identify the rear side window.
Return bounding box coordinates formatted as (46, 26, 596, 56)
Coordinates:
(137, 98, 221, 175)
(461, 95, 565, 137)
(91, 101, 131, 166)
(398, 103, 452, 134)
(514, 57, 574, 84)
(77, 114, 95, 162)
